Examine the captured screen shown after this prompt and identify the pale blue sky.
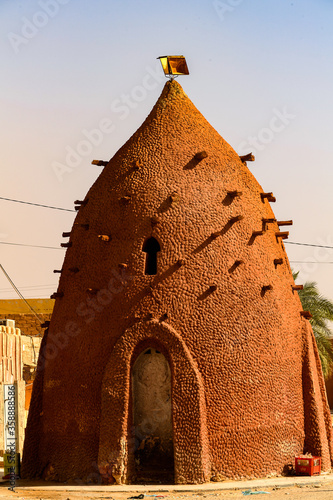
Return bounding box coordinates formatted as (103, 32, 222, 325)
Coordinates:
(1, 0, 333, 300)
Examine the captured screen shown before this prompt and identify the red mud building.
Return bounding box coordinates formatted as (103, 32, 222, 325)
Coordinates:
(22, 80, 332, 484)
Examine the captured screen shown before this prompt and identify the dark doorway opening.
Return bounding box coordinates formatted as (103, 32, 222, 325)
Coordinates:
(142, 237, 160, 275)
(132, 348, 174, 484)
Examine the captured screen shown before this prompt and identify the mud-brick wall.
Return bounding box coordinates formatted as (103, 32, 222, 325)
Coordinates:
(0, 314, 51, 337)
(22, 336, 41, 368)
(21, 335, 42, 413)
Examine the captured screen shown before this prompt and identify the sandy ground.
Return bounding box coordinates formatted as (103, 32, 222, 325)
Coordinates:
(1, 482, 333, 500)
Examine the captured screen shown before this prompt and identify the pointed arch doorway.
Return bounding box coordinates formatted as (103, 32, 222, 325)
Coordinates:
(98, 320, 210, 485)
(132, 347, 174, 484)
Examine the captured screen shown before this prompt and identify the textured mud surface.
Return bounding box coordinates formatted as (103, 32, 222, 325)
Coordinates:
(22, 80, 332, 484)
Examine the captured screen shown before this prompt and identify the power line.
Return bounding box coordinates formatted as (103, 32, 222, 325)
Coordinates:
(290, 261, 333, 264)
(0, 284, 55, 292)
(285, 242, 333, 249)
(1, 238, 333, 254)
(1, 295, 52, 300)
(0, 264, 43, 323)
(0, 196, 332, 249)
(0, 241, 62, 250)
(0, 196, 76, 212)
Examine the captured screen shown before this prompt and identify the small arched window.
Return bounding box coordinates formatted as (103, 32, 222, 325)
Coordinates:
(142, 237, 161, 275)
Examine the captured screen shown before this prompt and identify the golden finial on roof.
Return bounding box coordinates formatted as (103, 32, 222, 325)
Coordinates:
(157, 55, 189, 80)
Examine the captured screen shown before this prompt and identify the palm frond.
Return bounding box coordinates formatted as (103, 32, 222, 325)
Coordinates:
(293, 270, 333, 378)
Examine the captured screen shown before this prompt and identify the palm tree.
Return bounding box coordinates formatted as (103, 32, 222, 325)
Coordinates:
(293, 271, 333, 378)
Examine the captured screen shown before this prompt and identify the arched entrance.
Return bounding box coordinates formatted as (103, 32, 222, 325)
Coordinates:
(132, 348, 174, 483)
(98, 320, 210, 484)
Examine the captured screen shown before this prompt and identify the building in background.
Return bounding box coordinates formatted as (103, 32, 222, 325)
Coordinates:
(0, 299, 53, 456)
(0, 299, 54, 337)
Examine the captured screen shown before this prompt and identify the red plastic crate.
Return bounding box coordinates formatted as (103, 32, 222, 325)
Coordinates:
(295, 456, 321, 476)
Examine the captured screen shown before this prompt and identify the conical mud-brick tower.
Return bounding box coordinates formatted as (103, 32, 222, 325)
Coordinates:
(23, 80, 332, 484)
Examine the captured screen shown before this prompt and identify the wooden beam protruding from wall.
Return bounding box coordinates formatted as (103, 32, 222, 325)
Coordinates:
(98, 235, 111, 242)
(74, 199, 88, 210)
(261, 285, 273, 297)
(261, 192, 276, 203)
(91, 160, 108, 167)
(230, 215, 244, 224)
(277, 220, 293, 227)
(119, 196, 131, 205)
(262, 218, 276, 230)
(239, 153, 255, 163)
(228, 260, 244, 274)
(276, 231, 289, 240)
(227, 190, 243, 198)
(169, 192, 179, 204)
(69, 267, 79, 273)
(132, 160, 141, 170)
(194, 151, 208, 161)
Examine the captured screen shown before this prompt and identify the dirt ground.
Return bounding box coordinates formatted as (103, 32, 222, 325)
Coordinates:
(1, 482, 333, 500)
